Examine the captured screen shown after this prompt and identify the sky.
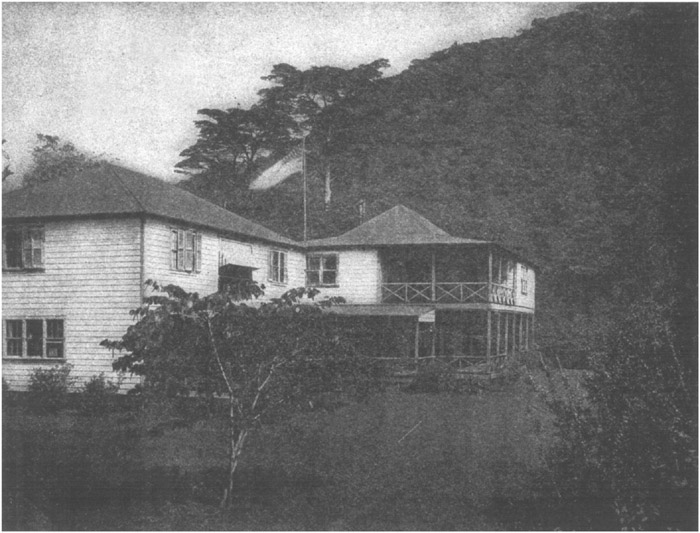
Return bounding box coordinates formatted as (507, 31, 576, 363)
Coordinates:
(2, 2, 573, 183)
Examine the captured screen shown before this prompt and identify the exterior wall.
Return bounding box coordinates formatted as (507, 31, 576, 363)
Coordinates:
(144, 219, 305, 302)
(307, 249, 381, 304)
(2, 218, 142, 390)
(220, 235, 305, 300)
(143, 218, 219, 296)
(513, 263, 536, 310)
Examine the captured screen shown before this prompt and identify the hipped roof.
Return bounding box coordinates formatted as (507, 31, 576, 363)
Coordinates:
(305, 205, 491, 248)
(2, 163, 297, 247)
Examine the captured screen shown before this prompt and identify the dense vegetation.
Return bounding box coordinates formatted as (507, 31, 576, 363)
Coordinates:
(174, 4, 697, 528)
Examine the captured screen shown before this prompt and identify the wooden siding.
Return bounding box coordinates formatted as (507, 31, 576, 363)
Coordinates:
(144, 221, 306, 301)
(513, 263, 536, 310)
(309, 250, 381, 304)
(251, 246, 305, 300)
(2, 219, 142, 390)
(142, 219, 219, 296)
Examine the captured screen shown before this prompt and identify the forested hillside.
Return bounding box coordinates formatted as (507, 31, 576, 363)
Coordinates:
(179, 4, 697, 366)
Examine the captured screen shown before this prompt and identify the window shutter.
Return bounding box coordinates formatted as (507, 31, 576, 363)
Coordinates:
(177, 230, 185, 271)
(185, 231, 194, 271)
(22, 229, 32, 268)
(281, 252, 287, 283)
(170, 231, 178, 270)
(268, 250, 274, 281)
(195, 233, 202, 272)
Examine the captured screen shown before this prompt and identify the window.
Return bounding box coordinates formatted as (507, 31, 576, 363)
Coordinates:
(268, 250, 287, 284)
(3, 226, 44, 270)
(306, 254, 338, 286)
(170, 229, 202, 272)
(4, 319, 64, 359)
(521, 266, 529, 295)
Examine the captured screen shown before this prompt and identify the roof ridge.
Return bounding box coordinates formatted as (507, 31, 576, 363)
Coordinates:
(107, 164, 147, 213)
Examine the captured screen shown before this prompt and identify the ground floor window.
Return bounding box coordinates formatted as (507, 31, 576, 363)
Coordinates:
(4, 318, 64, 359)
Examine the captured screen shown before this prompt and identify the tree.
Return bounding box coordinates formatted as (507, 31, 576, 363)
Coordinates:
(259, 59, 390, 208)
(2, 139, 13, 181)
(23, 134, 96, 188)
(176, 105, 298, 187)
(102, 280, 385, 508)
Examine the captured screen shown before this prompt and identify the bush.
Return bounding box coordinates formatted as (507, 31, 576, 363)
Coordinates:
(27, 364, 73, 412)
(79, 373, 120, 415)
(404, 360, 461, 393)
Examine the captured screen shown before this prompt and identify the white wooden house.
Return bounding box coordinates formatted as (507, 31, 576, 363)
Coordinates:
(2, 163, 535, 389)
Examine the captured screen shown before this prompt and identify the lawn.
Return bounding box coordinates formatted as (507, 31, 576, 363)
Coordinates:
(4, 372, 584, 530)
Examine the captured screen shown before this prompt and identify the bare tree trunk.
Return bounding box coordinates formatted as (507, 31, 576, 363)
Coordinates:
(221, 396, 247, 509)
(324, 160, 331, 210)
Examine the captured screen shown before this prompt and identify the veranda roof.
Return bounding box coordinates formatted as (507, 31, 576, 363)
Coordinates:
(304, 205, 491, 248)
(3, 163, 297, 247)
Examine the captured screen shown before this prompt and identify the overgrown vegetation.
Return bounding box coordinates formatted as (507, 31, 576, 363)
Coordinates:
(101, 280, 386, 507)
(173, 5, 697, 528)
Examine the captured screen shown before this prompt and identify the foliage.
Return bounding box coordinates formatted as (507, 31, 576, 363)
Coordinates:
(175, 105, 298, 183)
(27, 364, 74, 412)
(79, 373, 121, 415)
(102, 280, 385, 506)
(2, 139, 12, 181)
(22, 134, 97, 189)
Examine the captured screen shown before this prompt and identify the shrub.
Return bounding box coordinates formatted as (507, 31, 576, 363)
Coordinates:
(27, 364, 73, 412)
(404, 360, 461, 393)
(79, 373, 120, 415)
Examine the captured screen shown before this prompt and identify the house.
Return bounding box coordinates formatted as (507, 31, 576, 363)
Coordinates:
(2, 163, 535, 389)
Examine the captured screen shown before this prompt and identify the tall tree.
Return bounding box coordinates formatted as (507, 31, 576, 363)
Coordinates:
(258, 59, 390, 208)
(176, 105, 298, 189)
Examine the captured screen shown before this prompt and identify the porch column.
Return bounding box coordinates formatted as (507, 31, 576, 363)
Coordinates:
(414, 319, 420, 361)
(496, 312, 501, 357)
(488, 247, 493, 303)
(431, 250, 436, 302)
(486, 311, 492, 362)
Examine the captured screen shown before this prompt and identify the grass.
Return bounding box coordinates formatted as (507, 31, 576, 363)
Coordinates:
(3, 373, 568, 530)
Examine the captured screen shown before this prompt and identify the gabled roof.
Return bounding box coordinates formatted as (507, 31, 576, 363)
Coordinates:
(304, 205, 490, 248)
(2, 163, 297, 247)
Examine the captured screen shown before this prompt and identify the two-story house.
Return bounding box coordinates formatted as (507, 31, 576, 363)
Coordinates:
(2, 163, 535, 389)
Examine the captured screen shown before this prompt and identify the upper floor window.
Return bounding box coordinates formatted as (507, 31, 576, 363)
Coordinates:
(4, 318, 64, 359)
(521, 266, 529, 295)
(170, 229, 202, 273)
(268, 250, 287, 284)
(3, 226, 44, 271)
(306, 253, 338, 287)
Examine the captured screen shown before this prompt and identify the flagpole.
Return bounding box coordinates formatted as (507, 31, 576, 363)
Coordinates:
(302, 136, 308, 242)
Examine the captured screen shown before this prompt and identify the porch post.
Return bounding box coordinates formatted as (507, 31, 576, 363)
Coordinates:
(488, 247, 493, 303)
(496, 312, 501, 357)
(486, 311, 492, 362)
(431, 250, 436, 302)
(414, 319, 420, 361)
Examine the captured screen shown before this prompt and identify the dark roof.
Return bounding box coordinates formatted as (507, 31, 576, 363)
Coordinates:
(3, 163, 297, 246)
(305, 205, 491, 248)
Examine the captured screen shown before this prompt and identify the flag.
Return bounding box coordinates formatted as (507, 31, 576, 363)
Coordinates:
(249, 146, 303, 190)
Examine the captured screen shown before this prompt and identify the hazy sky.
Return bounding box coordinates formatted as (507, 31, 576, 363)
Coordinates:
(3, 2, 572, 182)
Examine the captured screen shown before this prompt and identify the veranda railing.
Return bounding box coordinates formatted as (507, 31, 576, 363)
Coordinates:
(381, 282, 514, 305)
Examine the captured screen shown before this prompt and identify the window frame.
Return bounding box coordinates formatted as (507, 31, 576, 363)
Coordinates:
(3, 318, 65, 360)
(306, 253, 339, 287)
(170, 228, 202, 273)
(3, 225, 45, 272)
(268, 250, 288, 285)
